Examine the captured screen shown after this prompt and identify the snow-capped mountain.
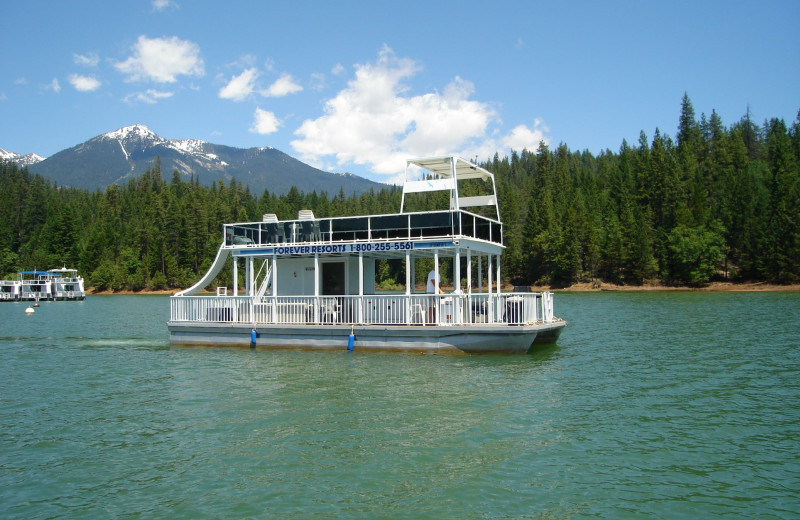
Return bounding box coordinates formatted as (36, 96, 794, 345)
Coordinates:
(22, 125, 382, 195)
(0, 148, 45, 167)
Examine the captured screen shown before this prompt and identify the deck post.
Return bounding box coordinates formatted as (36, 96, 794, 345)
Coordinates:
(233, 257, 238, 297)
(272, 252, 278, 324)
(247, 256, 253, 296)
(487, 255, 493, 322)
(496, 254, 502, 321)
(405, 250, 411, 325)
(358, 251, 364, 324)
(478, 256, 483, 293)
(467, 249, 472, 294)
(434, 250, 440, 325)
(454, 248, 461, 324)
(313, 253, 320, 324)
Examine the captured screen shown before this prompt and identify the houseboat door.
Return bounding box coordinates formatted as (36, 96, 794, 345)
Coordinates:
(321, 262, 345, 295)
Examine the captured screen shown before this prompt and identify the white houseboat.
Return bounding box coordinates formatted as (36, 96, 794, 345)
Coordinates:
(0, 268, 86, 302)
(19, 270, 54, 301)
(48, 267, 86, 301)
(0, 279, 21, 301)
(168, 156, 566, 353)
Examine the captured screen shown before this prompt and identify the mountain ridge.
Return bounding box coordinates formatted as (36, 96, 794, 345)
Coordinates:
(3, 125, 383, 195)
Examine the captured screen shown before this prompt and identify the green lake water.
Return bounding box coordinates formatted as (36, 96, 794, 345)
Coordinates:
(1, 293, 798, 519)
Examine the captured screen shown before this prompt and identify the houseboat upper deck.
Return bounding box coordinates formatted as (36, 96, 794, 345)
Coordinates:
(168, 156, 565, 353)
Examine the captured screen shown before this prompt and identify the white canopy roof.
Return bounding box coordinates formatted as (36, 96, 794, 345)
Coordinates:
(401, 156, 499, 217)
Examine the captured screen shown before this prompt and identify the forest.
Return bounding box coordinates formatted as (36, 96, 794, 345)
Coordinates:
(1, 95, 799, 290)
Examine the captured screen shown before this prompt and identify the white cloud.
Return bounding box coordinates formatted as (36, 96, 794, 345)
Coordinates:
(310, 72, 326, 91)
(251, 107, 280, 134)
(68, 74, 101, 92)
(501, 118, 549, 152)
(219, 68, 259, 101)
(115, 35, 203, 83)
(123, 89, 174, 104)
(152, 0, 178, 11)
(45, 78, 61, 93)
(331, 63, 345, 75)
(290, 46, 498, 179)
(263, 74, 302, 97)
(73, 52, 99, 67)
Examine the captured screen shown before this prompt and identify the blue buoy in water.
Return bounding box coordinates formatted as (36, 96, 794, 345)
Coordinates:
(250, 328, 257, 347)
(347, 326, 355, 351)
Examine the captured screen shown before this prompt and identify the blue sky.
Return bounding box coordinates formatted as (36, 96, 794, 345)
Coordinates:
(2, 0, 798, 184)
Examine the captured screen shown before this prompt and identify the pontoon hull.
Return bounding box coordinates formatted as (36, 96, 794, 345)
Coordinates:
(167, 321, 565, 354)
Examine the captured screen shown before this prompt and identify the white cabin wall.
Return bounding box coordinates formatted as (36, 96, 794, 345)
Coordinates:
(276, 257, 315, 295)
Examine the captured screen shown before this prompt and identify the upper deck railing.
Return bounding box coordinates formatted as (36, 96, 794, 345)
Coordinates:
(222, 209, 503, 249)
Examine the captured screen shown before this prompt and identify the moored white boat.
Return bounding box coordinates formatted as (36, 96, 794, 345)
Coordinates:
(19, 271, 54, 301)
(48, 267, 86, 301)
(0, 268, 86, 302)
(167, 156, 566, 353)
(0, 279, 21, 301)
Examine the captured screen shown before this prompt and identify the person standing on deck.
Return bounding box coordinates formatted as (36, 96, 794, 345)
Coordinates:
(426, 269, 443, 323)
(426, 270, 443, 294)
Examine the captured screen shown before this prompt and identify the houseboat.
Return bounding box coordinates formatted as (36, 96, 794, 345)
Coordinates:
(0, 268, 86, 302)
(19, 270, 54, 301)
(48, 267, 86, 300)
(0, 279, 21, 301)
(168, 156, 566, 353)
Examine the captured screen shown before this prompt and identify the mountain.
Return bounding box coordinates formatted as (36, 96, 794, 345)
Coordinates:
(21, 125, 383, 195)
(0, 148, 45, 167)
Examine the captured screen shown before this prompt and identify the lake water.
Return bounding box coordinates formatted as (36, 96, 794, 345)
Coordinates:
(1, 293, 798, 519)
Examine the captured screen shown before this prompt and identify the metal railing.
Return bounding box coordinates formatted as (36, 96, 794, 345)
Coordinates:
(170, 292, 556, 327)
(223, 209, 503, 249)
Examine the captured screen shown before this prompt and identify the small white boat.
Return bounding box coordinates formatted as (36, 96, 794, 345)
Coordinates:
(0, 279, 21, 301)
(48, 267, 86, 301)
(168, 156, 566, 353)
(19, 271, 54, 302)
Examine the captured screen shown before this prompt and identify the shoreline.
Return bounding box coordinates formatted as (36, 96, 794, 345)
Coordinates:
(87, 281, 800, 296)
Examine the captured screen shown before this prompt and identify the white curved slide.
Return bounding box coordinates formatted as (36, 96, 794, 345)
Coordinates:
(174, 244, 230, 296)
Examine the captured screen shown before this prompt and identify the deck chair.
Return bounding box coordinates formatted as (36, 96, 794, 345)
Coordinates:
(298, 209, 321, 242)
(320, 297, 339, 324)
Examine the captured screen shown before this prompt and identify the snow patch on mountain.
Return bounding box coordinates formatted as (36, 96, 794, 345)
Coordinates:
(0, 148, 45, 166)
(102, 124, 162, 143)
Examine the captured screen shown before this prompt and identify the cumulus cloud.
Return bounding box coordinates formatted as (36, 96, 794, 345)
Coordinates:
(263, 74, 302, 97)
(251, 107, 280, 134)
(219, 69, 302, 101)
(290, 46, 497, 179)
(499, 118, 550, 153)
(68, 74, 101, 92)
(123, 89, 174, 104)
(219, 68, 259, 101)
(73, 52, 99, 67)
(115, 35, 203, 83)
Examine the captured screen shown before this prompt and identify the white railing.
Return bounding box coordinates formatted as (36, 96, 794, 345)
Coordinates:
(170, 292, 557, 327)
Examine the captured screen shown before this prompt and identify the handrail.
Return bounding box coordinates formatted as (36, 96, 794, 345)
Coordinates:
(223, 209, 503, 249)
(169, 292, 558, 327)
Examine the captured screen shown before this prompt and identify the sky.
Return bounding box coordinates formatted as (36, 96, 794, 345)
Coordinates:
(1, 0, 798, 185)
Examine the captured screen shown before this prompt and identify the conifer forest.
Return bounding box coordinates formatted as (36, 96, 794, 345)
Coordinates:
(2, 96, 799, 290)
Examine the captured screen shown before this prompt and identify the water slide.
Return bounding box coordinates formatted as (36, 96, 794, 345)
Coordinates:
(174, 244, 230, 296)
